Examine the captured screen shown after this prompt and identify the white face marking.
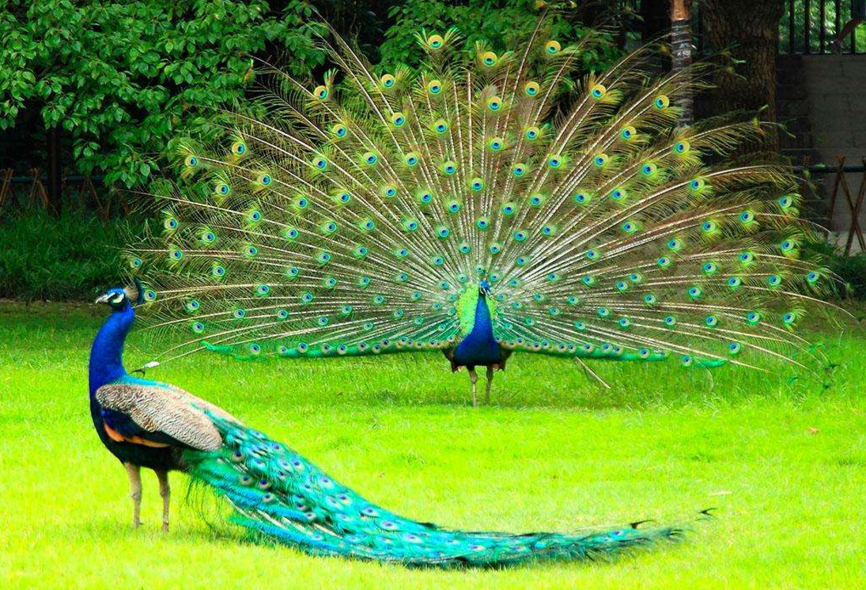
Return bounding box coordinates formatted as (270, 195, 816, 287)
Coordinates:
(110, 293, 125, 304)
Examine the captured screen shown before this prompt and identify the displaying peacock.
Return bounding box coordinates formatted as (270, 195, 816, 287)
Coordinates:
(89, 284, 685, 566)
(128, 23, 836, 405)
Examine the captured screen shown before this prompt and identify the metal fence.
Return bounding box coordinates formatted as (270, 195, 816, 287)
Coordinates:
(0, 170, 129, 221)
(781, 0, 866, 54)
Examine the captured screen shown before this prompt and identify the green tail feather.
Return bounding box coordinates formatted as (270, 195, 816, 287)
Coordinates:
(129, 19, 839, 374)
(183, 415, 685, 566)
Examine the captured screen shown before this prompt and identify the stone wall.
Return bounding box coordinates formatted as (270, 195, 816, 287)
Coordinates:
(778, 54, 866, 246)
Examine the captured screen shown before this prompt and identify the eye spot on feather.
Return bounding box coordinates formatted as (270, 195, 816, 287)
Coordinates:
(390, 112, 405, 127)
(654, 95, 670, 110)
(674, 140, 690, 154)
(481, 51, 497, 66)
(545, 40, 561, 55)
(524, 81, 540, 96)
(427, 34, 444, 49)
(314, 85, 329, 101)
(231, 141, 246, 156)
(427, 80, 442, 95)
(573, 191, 591, 205)
(486, 96, 502, 111)
(184, 155, 198, 168)
(380, 74, 396, 89)
(590, 84, 606, 99)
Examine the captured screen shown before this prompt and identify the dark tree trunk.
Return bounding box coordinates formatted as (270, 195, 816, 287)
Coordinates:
(641, 0, 671, 42)
(701, 0, 784, 149)
(48, 126, 61, 212)
(671, 0, 693, 126)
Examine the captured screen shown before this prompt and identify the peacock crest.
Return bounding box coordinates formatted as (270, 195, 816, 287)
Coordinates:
(128, 23, 835, 375)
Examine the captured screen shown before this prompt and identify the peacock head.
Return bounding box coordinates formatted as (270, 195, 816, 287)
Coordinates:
(95, 281, 143, 311)
(479, 280, 491, 296)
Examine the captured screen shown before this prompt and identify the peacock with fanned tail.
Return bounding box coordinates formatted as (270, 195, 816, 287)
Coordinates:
(129, 25, 836, 405)
(89, 284, 685, 565)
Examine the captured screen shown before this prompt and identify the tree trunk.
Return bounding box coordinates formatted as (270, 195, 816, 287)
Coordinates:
(47, 126, 61, 212)
(701, 0, 784, 149)
(671, 0, 693, 126)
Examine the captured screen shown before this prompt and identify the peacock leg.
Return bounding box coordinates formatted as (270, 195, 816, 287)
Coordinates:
(469, 369, 478, 407)
(124, 462, 142, 528)
(485, 366, 494, 404)
(156, 469, 170, 532)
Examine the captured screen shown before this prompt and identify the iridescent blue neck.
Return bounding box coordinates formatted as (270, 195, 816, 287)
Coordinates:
(454, 292, 500, 364)
(89, 304, 134, 396)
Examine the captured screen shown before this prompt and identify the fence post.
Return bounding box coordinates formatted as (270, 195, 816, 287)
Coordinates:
(27, 168, 50, 209)
(843, 159, 866, 254)
(48, 127, 62, 212)
(0, 169, 13, 213)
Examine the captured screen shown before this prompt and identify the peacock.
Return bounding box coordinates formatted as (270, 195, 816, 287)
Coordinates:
(89, 284, 685, 565)
(128, 23, 837, 405)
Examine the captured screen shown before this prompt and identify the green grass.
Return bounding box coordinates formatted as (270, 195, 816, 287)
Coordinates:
(1, 302, 864, 589)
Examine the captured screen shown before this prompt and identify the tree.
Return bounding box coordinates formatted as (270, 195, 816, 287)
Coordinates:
(0, 0, 325, 187)
(379, 0, 622, 72)
(700, 0, 785, 148)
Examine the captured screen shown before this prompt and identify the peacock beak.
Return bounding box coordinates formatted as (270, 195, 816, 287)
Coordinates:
(95, 294, 112, 305)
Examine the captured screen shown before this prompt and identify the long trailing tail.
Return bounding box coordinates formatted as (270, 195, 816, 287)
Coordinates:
(183, 416, 689, 567)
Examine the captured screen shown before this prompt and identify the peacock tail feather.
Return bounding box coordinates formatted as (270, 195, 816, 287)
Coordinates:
(183, 414, 683, 566)
(128, 21, 837, 372)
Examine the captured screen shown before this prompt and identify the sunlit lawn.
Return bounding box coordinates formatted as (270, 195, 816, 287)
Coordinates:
(1, 302, 864, 589)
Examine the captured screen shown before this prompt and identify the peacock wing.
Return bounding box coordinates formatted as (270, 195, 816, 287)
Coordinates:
(96, 380, 224, 451)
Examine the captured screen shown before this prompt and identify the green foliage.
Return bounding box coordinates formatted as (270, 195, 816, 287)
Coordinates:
(806, 240, 866, 299)
(380, 0, 621, 70)
(0, 0, 325, 187)
(0, 209, 141, 301)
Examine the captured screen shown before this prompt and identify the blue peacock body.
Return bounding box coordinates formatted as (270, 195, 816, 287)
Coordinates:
(128, 24, 835, 401)
(89, 285, 684, 566)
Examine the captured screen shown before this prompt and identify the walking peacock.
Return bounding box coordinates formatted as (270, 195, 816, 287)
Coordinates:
(90, 284, 685, 565)
(128, 24, 836, 404)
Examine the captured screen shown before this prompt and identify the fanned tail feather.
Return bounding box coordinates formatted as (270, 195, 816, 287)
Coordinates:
(183, 416, 684, 566)
(128, 18, 841, 374)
